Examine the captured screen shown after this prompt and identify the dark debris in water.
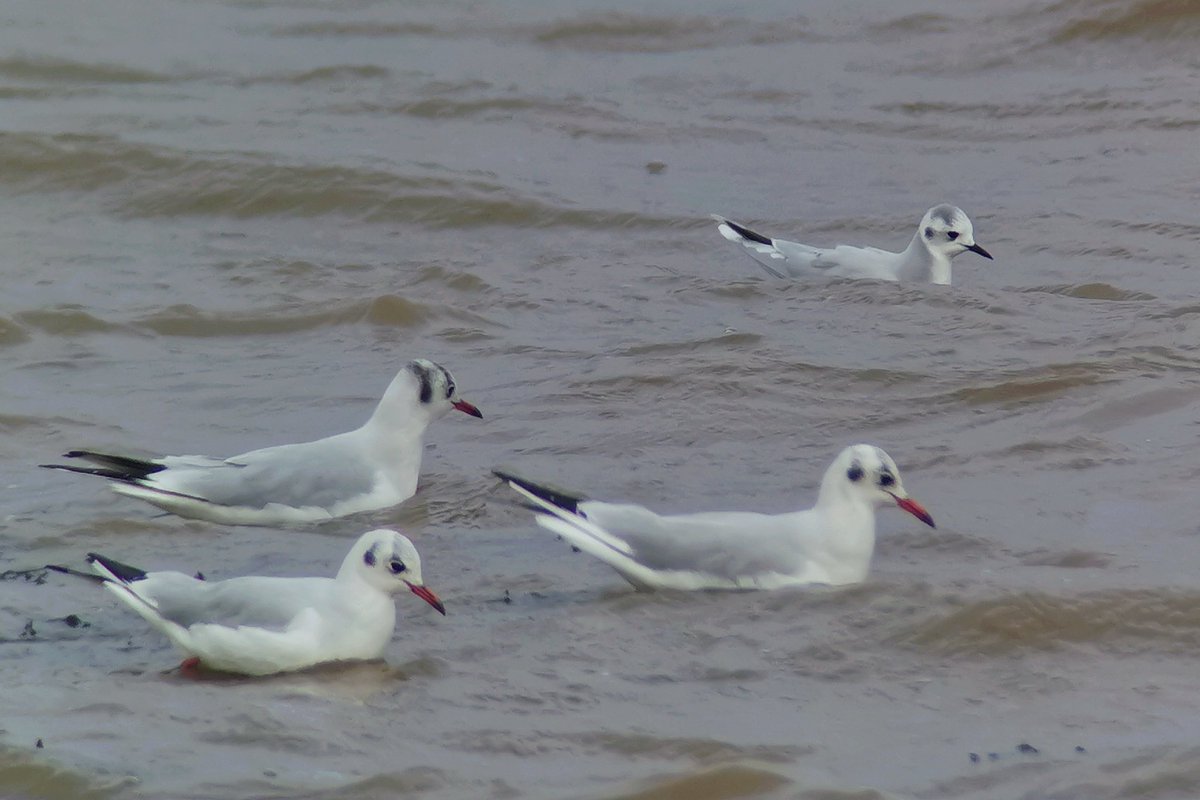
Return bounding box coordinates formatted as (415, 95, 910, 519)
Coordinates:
(50, 614, 90, 629)
(487, 589, 514, 605)
(0, 568, 47, 585)
(970, 742, 1089, 764)
(20, 620, 36, 639)
(35, 738, 43, 749)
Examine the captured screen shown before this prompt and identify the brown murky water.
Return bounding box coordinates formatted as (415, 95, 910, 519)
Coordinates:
(2, 0, 1200, 797)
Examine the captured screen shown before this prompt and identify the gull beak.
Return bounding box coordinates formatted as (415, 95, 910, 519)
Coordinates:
(452, 399, 483, 419)
(893, 494, 935, 528)
(405, 581, 446, 615)
(965, 242, 993, 260)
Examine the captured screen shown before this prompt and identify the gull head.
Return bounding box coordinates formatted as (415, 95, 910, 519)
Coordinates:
(381, 359, 482, 424)
(347, 528, 446, 614)
(824, 445, 935, 528)
(918, 205, 992, 262)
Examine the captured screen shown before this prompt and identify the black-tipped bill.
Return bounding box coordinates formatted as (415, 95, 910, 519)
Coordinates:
(407, 582, 446, 615)
(965, 242, 993, 260)
(894, 496, 936, 528)
(452, 399, 483, 418)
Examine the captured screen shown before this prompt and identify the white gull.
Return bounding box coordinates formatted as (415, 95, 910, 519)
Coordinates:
(495, 444, 934, 591)
(713, 204, 992, 285)
(41, 359, 482, 526)
(47, 528, 445, 676)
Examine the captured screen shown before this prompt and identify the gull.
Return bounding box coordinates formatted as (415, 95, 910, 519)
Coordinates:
(713, 204, 992, 285)
(41, 359, 482, 526)
(495, 444, 934, 591)
(46, 528, 445, 676)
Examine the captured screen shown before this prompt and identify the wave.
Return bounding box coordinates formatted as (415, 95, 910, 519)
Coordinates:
(131, 295, 488, 337)
(0, 132, 688, 228)
(898, 588, 1200, 656)
(1045, 0, 1200, 44)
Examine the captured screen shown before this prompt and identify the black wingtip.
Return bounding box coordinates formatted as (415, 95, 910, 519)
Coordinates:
(39, 463, 136, 481)
(85, 553, 148, 583)
(52, 451, 166, 480)
(45, 563, 107, 583)
(492, 469, 584, 514)
(722, 219, 774, 248)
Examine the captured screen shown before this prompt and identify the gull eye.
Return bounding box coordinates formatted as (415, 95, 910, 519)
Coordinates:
(947, 231, 960, 241)
(879, 473, 896, 488)
(445, 379, 455, 399)
(924, 227, 934, 239)
(389, 560, 407, 575)
(846, 465, 864, 482)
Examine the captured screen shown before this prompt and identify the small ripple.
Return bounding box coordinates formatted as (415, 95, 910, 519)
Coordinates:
(0, 317, 31, 347)
(272, 21, 438, 38)
(132, 296, 446, 337)
(13, 308, 129, 336)
(898, 589, 1200, 657)
(949, 364, 1115, 408)
(619, 332, 763, 357)
(607, 763, 793, 799)
(563, 731, 808, 763)
(526, 14, 817, 53)
(0, 55, 170, 84)
(0, 748, 134, 798)
(235, 64, 389, 86)
(1047, 0, 1200, 45)
(1021, 284, 1158, 301)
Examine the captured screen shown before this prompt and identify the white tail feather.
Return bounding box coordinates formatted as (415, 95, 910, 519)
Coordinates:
(505, 482, 635, 556)
(531, 515, 664, 588)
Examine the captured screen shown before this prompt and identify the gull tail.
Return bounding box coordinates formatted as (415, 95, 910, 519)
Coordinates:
(44, 564, 106, 584)
(494, 471, 663, 587)
(492, 469, 585, 514)
(711, 214, 788, 279)
(86, 553, 149, 584)
(46, 552, 148, 585)
(40, 451, 166, 484)
(47, 552, 160, 618)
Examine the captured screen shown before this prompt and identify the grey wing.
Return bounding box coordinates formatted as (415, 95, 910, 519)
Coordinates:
(145, 575, 331, 630)
(581, 503, 802, 581)
(806, 245, 904, 281)
(731, 237, 825, 280)
(767, 238, 826, 276)
(148, 437, 377, 510)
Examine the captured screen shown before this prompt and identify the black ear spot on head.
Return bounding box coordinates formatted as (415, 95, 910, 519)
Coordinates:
(410, 363, 434, 404)
(363, 546, 377, 567)
(846, 465, 864, 482)
(924, 227, 934, 239)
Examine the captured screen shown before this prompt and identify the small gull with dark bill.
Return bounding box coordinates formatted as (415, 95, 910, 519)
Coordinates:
(46, 528, 445, 676)
(41, 359, 482, 526)
(713, 204, 992, 285)
(496, 444, 934, 591)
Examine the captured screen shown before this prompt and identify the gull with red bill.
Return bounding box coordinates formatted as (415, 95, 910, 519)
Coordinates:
(495, 444, 934, 591)
(713, 204, 992, 286)
(41, 359, 482, 526)
(46, 529, 445, 676)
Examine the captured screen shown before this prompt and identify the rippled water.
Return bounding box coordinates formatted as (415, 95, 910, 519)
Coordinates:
(2, 0, 1199, 797)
